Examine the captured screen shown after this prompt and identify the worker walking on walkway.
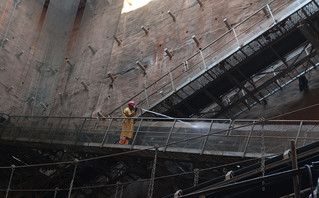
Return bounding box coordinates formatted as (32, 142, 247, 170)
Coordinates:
(119, 101, 137, 145)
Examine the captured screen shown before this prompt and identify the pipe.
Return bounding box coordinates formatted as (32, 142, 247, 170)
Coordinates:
(16, 50, 24, 58)
(262, 7, 268, 17)
(141, 26, 149, 34)
(192, 35, 200, 47)
(97, 111, 106, 118)
(168, 10, 176, 22)
(136, 61, 146, 73)
(306, 165, 314, 198)
(81, 81, 88, 91)
(113, 35, 121, 46)
(40, 102, 48, 110)
(88, 44, 96, 54)
(165, 48, 173, 59)
(223, 18, 232, 30)
(196, 0, 203, 7)
(6, 86, 13, 92)
(65, 58, 74, 67)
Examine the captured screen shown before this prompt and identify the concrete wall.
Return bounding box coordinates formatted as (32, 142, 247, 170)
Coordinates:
(0, 0, 45, 114)
(0, 0, 288, 117)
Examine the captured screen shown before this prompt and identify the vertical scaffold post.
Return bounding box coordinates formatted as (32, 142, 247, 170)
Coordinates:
(5, 165, 15, 198)
(28, 119, 40, 140)
(260, 117, 266, 192)
(242, 121, 255, 158)
(50, 117, 63, 144)
(101, 118, 113, 147)
(53, 187, 59, 198)
(130, 118, 143, 150)
(266, 4, 276, 25)
(291, 140, 300, 198)
(147, 144, 159, 198)
(164, 119, 177, 152)
(67, 159, 79, 198)
(199, 49, 207, 70)
(226, 119, 234, 136)
(272, 67, 281, 87)
(295, 121, 303, 145)
(200, 120, 214, 155)
(119, 184, 124, 198)
(75, 118, 87, 144)
(114, 182, 120, 198)
(232, 28, 240, 48)
(169, 72, 176, 92)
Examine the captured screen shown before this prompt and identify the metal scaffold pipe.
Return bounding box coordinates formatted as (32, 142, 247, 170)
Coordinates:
(168, 10, 176, 22)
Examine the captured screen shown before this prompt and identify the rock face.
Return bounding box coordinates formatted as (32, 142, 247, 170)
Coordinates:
(0, 0, 305, 120)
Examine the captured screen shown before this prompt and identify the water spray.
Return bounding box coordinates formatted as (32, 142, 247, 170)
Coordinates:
(141, 108, 194, 127)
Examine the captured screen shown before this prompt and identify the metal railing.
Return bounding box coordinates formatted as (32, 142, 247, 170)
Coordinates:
(108, 0, 313, 117)
(1, 115, 319, 158)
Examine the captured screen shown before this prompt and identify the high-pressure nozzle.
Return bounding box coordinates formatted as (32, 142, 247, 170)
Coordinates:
(134, 106, 139, 111)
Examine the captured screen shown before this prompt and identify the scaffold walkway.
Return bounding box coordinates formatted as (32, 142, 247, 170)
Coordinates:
(2, 115, 319, 162)
(109, 0, 319, 119)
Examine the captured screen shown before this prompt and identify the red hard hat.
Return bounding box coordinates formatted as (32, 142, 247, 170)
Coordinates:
(128, 101, 135, 106)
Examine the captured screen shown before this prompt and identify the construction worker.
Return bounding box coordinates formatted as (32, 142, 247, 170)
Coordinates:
(119, 101, 137, 144)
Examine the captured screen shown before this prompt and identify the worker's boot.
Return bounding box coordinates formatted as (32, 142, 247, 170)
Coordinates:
(124, 138, 129, 145)
(119, 137, 127, 144)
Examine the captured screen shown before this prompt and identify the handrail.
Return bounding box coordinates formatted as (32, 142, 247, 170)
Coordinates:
(5, 114, 319, 123)
(2, 115, 319, 157)
(108, 0, 303, 117)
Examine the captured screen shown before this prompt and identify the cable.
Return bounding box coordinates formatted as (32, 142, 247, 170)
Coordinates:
(0, 155, 265, 192)
(0, 100, 316, 193)
(269, 103, 319, 120)
(306, 164, 314, 198)
(108, 0, 299, 117)
(2, 101, 319, 170)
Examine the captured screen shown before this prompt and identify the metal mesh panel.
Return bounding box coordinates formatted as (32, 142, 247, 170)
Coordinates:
(103, 118, 122, 144)
(136, 120, 173, 146)
(4, 116, 319, 159)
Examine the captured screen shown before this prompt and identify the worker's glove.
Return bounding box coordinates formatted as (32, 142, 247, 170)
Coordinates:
(134, 106, 139, 111)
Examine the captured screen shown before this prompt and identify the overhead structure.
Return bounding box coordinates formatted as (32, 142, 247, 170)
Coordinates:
(164, 140, 319, 198)
(108, 0, 319, 119)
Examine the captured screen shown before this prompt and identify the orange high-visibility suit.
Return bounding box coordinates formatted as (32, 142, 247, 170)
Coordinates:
(119, 107, 136, 144)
